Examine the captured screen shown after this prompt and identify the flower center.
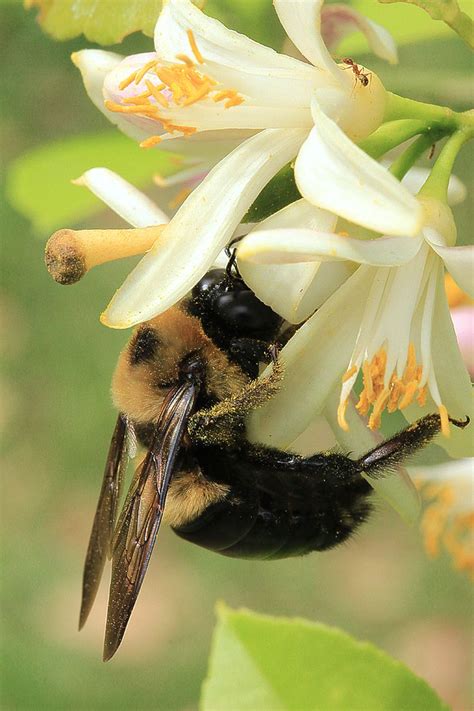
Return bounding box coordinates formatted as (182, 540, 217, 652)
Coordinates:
(337, 254, 452, 438)
(337, 342, 450, 432)
(105, 30, 244, 147)
(339, 346, 450, 438)
(417, 480, 474, 579)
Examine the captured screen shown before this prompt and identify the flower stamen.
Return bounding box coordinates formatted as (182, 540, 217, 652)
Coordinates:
(438, 404, 450, 437)
(139, 135, 163, 149)
(341, 341, 451, 435)
(105, 34, 244, 145)
(417, 480, 474, 579)
(337, 397, 349, 431)
(342, 365, 358, 382)
(187, 29, 204, 64)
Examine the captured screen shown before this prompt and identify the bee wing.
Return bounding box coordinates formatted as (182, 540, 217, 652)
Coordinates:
(103, 383, 197, 662)
(79, 413, 132, 630)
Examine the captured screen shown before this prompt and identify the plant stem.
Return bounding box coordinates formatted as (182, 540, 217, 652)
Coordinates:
(389, 134, 435, 181)
(419, 128, 474, 201)
(359, 119, 428, 158)
(385, 93, 456, 127)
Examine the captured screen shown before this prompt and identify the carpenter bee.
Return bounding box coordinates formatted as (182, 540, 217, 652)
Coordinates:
(79, 266, 468, 661)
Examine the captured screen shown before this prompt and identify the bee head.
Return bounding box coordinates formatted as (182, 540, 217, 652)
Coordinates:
(190, 269, 281, 339)
(111, 306, 248, 423)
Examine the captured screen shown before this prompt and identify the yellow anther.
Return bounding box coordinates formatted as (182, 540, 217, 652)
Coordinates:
(182, 81, 213, 106)
(368, 387, 390, 430)
(361, 359, 374, 400)
(403, 343, 417, 383)
(176, 54, 194, 67)
(187, 29, 204, 64)
(139, 135, 163, 149)
(134, 59, 158, 85)
(213, 90, 231, 102)
(123, 91, 152, 104)
(438, 404, 450, 437)
(387, 379, 404, 413)
(104, 100, 158, 116)
(416, 386, 427, 407)
(337, 398, 350, 431)
(355, 390, 370, 416)
(345, 342, 432, 432)
(162, 122, 197, 135)
(225, 95, 244, 108)
(398, 380, 418, 409)
(146, 80, 169, 107)
(342, 365, 357, 383)
(119, 71, 138, 90)
(418, 481, 474, 579)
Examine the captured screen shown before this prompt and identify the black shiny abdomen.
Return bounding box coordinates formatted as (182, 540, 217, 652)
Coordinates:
(172, 443, 372, 560)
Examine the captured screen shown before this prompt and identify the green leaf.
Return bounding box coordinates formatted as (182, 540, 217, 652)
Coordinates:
(339, 0, 474, 51)
(25, 0, 284, 48)
(378, 0, 474, 48)
(5, 131, 180, 233)
(244, 164, 301, 223)
(25, 0, 162, 44)
(201, 605, 448, 711)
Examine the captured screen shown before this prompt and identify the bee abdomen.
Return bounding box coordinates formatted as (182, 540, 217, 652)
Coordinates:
(172, 445, 373, 560)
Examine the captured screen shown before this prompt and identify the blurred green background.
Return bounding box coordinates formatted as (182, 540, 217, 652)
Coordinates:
(1, 1, 472, 709)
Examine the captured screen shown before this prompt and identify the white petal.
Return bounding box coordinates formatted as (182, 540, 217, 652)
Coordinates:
(323, 389, 420, 523)
(426, 243, 474, 298)
(239, 230, 423, 266)
(321, 4, 398, 64)
(247, 264, 374, 446)
(73, 168, 169, 227)
(392, 165, 467, 206)
(430, 273, 473, 457)
(402, 272, 473, 459)
(274, 0, 344, 83)
(295, 101, 423, 236)
(292, 260, 357, 317)
(237, 199, 339, 322)
(155, 0, 318, 106)
(72, 50, 154, 144)
(104, 54, 313, 131)
(102, 128, 307, 328)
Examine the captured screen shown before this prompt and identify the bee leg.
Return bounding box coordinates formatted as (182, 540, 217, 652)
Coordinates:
(188, 357, 284, 447)
(229, 337, 278, 377)
(357, 413, 469, 479)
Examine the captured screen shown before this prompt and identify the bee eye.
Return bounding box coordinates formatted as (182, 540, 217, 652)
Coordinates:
(192, 269, 227, 299)
(130, 328, 160, 365)
(190, 269, 281, 336)
(215, 291, 280, 332)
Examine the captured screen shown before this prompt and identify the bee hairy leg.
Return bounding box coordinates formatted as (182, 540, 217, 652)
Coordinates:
(229, 337, 279, 376)
(188, 356, 284, 447)
(357, 413, 470, 479)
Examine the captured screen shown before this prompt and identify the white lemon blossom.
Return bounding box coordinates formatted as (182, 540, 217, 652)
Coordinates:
(237, 164, 467, 325)
(411, 458, 474, 578)
(71, 0, 420, 328)
(62, 161, 424, 521)
(238, 110, 473, 459)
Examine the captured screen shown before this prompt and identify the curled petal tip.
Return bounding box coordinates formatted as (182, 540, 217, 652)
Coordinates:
(100, 309, 123, 329)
